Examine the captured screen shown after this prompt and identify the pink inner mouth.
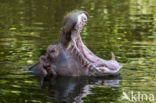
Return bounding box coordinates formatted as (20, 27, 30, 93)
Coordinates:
(73, 13, 122, 71)
(75, 14, 109, 68)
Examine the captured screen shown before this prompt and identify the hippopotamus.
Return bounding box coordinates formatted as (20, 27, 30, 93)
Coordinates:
(29, 10, 122, 77)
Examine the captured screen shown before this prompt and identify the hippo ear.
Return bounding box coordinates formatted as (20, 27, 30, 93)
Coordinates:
(29, 63, 47, 77)
(40, 56, 46, 64)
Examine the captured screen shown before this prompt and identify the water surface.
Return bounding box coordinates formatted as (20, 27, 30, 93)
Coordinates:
(0, 0, 156, 103)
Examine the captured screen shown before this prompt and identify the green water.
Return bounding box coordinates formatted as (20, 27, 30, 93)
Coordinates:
(0, 0, 156, 103)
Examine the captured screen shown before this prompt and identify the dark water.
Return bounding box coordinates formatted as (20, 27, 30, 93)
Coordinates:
(0, 0, 156, 103)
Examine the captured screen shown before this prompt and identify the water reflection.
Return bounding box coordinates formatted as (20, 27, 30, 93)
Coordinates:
(0, 0, 156, 102)
(41, 76, 121, 103)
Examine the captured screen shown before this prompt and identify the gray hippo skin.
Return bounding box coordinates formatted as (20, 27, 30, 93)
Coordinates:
(29, 10, 122, 77)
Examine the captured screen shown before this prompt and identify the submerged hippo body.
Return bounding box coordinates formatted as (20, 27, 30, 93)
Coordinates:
(30, 10, 122, 77)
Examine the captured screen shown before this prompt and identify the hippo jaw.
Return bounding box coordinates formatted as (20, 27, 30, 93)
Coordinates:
(68, 12, 122, 75)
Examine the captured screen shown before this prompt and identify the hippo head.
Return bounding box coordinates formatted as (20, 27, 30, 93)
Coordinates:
(30, 10, 122, 77)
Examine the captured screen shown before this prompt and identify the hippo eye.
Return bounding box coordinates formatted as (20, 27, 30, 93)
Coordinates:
(51, 49, 55, 53)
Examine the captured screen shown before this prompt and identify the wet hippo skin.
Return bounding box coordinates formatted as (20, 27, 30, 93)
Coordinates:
(29, 10, 122, 77)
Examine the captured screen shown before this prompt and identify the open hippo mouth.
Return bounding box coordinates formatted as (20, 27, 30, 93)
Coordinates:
(30, 10, 122, 77)
(68, 12, 122, 74)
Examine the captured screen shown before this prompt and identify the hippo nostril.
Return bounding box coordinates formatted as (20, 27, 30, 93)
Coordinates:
(82, 17, 87, 21)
